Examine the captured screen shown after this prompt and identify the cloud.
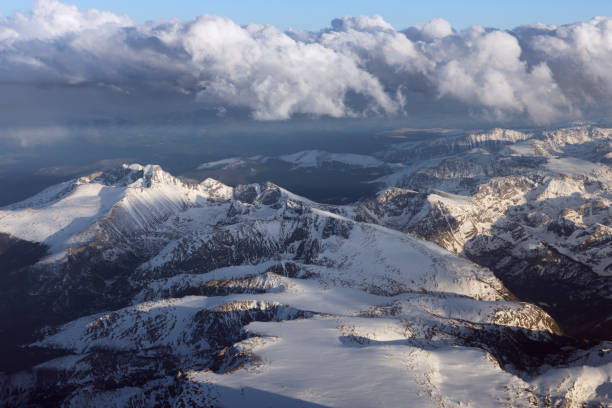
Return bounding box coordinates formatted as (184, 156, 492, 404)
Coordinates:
(429, 28, 570, 124)
(0, 126, 70, 147)
(514, 17, 612, 106)
(183, 15, 396, 119)
(0, 0, 610, 125)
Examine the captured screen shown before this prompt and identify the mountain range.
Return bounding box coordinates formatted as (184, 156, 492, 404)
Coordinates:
(1, 125, 611, 407)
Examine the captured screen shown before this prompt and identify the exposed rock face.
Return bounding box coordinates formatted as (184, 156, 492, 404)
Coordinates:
(357, 125, 612, 341)
(0, 125, 611, 407)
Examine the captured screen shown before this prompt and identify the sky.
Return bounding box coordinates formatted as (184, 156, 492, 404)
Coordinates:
(1, 0, 612, 142)
(2, 0, 612, 31)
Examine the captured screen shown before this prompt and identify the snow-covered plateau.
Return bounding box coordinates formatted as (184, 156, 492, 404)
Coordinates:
(1, 125, 612, 407)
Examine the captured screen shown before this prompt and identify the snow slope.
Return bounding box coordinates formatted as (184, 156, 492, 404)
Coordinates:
(1, 162, 609, 407)
(196, 150, 387, 172)
(279, 150, 385, 168)
(354, 124, 612, 343)
(197, 158, 245, 170)
(0, 164, 232, 257)
(0, 182, 126, 252)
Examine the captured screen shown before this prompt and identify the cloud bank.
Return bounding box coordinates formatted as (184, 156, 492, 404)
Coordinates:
(1, 0, 611, 124)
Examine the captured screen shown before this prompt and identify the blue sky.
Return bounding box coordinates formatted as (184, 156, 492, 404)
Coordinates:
(2, 0, 612, 30)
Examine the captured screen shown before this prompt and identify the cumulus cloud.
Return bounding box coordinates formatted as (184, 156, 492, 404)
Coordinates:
(0, 0, 611, 124)
(429, 28, 570, 123)
(515, 17, 612, 105)
(183, 16, 396, 119)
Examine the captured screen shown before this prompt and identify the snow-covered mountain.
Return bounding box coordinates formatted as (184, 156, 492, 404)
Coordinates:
(0, 161, 610, 407)
(187, 125, 612, 343)
(355, 125, 612, 341)
(197, 150, 387, 171)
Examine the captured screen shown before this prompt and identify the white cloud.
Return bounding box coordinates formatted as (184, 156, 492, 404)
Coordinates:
(415, 18, 453, 40)
(0, 0, 610, 124)
(6, 0, 131, 40)
(430, 29, 570, 123)
(180, 15, 396, 119)
(517, 17, 612, 105)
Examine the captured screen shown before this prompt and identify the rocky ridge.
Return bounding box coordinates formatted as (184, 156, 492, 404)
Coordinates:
(0, 163, 609, 406)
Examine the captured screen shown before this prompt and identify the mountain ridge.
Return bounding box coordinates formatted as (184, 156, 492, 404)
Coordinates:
(0, 161, 610, 407)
